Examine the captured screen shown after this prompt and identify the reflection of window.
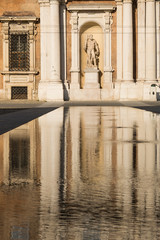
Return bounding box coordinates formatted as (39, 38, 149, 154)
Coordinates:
(9, 33, 30, 71)
(9, 134, 30, 179)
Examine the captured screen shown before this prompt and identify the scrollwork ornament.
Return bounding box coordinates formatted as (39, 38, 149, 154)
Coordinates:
(70, 12, 78, 31)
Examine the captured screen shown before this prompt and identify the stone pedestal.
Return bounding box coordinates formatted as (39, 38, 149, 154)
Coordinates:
(84, 68, 100, 89)
(38, 81, 63, 101)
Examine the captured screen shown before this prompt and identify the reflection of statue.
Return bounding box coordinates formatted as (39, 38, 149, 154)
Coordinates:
(84, 34, 100, 68)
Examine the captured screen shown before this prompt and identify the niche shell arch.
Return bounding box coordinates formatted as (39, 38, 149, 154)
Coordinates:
(69, 4, 115, 100)
(80, 22, 104, 88)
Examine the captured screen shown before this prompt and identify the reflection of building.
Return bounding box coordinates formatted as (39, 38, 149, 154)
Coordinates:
(0, 120, 41, 240)
(33, 106, 160, 239)
(60, 107, 160, 239)
(0, 0, 160, 101)
(0, 120, 41, 185)
(1, 107, 160, 239)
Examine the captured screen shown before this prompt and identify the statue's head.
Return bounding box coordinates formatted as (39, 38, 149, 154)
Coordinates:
(88, 34, 93, 40)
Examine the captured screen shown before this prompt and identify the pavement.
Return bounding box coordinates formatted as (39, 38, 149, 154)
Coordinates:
(0, 100, 160, 135)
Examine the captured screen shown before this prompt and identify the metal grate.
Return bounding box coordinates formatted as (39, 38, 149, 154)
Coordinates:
(9, 33, 30, 71)
(11, 87, 28, 99)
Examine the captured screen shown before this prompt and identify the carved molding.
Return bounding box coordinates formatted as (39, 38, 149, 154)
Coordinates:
(68, 4, 116, 12)
(70, 12, 79, 31)
(1, 71, 39, 75)
(145, 0, 155, 2)
(123, 0, 133, 3)
(2, 22, 9, 40)
(104, 12, 110, 32)
(38, 0, 50, 4)
(0, 16, 38, 22)
(38, 0, 61, 5)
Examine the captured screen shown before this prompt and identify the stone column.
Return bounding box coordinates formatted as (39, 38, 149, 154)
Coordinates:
(60, 3, 67, 82)
(137, 0, 146, 81)
(38, 0, 63, 101)
(1, 22, 9, 72)
(123, 0, 133, 81)
(38, 0, 50, 83)
(70, 12, 80, 88)
(146, 0, 156, 81)
(116, 0, 123, 81)
(156, 1, 160, 80)
(50, 0, 61, 82)
(103, 12, 113, 85)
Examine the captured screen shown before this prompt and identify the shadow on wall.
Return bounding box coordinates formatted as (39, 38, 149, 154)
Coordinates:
(63, 83, 70, 101)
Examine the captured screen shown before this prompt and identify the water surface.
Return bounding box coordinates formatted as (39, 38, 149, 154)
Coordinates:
(0, 107, 160, 240)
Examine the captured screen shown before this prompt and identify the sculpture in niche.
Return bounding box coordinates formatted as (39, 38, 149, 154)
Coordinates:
(84, 34, 100, 68)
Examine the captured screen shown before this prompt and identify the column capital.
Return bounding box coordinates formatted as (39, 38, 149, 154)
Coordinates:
(38, 0, 60, 3)
(38, 0, 50, 4)
(146, 0, 155, 2)
(115, 0, 123, 6)
(137, 0, 145, 2)
(123, 0, 133, 3)
(70, 12, 79, 31)
(50, 0, 60, 3)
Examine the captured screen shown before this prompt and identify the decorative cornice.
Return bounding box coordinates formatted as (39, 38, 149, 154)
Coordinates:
(38, 0, 50, 3)
(0, 12, 38, 22)
(38, 0, 61, 3)
(50, 0, 60, 5)
(115, 0, 122, 2)
(123, 0, 133, 3)
(145, 0, 155, 2)
(1, 71, 39, 75)
(137, 0, 145, 3)
(68, 4, 116, 12)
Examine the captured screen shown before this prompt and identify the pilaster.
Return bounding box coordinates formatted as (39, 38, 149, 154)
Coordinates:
(123, 0, 133, 81)
(137, 0, 146, 81)
(156, 1, 160, 80)
(116, 0, 123, 81)
(60, 2, 67, 83)
(50, 0, 61, 83)
(70, 11, 80, 88)
(146, 0, 156, 82)
(103, 12, 113, 85)
(1, 22, 9, 72)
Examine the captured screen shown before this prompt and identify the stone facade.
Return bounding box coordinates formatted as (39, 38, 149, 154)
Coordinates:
(0, 0, 160, 101)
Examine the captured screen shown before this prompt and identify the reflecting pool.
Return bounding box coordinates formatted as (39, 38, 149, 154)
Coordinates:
(0, 107, 160, 239)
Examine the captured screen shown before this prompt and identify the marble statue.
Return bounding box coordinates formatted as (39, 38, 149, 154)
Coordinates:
(84, 34, 100, 68)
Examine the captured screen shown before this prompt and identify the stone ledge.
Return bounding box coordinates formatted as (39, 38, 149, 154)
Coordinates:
(1, 71, 39, 75)
(0, 12, 39, 22)
(68, 4, 116, 12)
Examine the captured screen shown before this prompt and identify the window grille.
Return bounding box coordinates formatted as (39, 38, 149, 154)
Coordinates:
(9, 33, 30, 71)
(11, 87, 28, 99)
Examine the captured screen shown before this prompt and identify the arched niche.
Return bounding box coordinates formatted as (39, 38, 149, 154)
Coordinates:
(80, 22, 104, 88)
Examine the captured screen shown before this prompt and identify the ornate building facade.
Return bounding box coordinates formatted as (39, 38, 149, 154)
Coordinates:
(0, 0, 160, 101)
